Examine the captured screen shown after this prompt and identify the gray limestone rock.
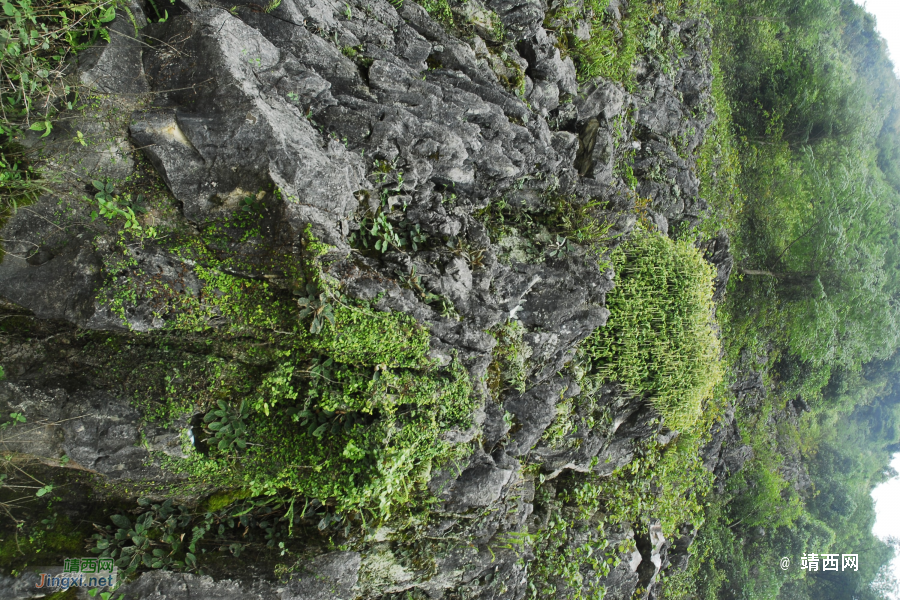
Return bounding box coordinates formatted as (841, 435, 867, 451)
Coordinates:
(592, 525, 642, 600)
(134, 9, 366, 245)
(0, 227, 102, 327)
(78, 4, 149, 95)
(484, 0, 544, 36)
(635, 520, 667, 600)
(576, 78, 627, 124)
(116, 571, 281, 599)
(444, 451, 515, 509)
(284, 552, 362, 600)
(0, 0, 723, 597)
(0, 382, 187, 481)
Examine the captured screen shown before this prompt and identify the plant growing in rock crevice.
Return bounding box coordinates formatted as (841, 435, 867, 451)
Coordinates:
(202, 400, 250, 453)
(487, 320, 532, 397)
(0, 0, 123, 137)
(91, 498, 195, 574)
(583, 226, 722, 430)
(90, 494, 345, 576)
(0, 150, 46, 244)
(296, 282, 336, 334)
(124, 230, 477, 522)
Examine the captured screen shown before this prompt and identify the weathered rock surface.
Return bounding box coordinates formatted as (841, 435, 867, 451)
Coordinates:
(116, 571, 282, 599)
(0, 382, 188, 479)
(635, 520, 667, 599)
(0, 0, 721, 596)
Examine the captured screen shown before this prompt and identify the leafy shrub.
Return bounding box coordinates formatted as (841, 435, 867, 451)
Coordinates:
(91, 495, 335, 575)
(584, 227, 722, 430)
(0, 0, 122, 136)
(296, 282, 335, 334)
(91, 499, 195, 574)
(229, 357, 474, 519)
(144, 231, 474, 521)
(164, 340, 473, 520)
(202, 400, 250, 453)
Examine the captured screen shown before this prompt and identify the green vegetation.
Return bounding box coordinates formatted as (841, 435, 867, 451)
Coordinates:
(527, 428, 715, 599)
(417, 0, 504, 42)
(717, 0, 900, 381)
(0, 0, 122, 137)
(674, 394, 900, 600)
(96, 227, 476, 520)
(487, 319, 532, 397)
(510, 209, 723, 596)
(545, 0, 709, 87)
(0, 143, 51, 262)
(658, 0, 900, 598)
(476, 194, 617, 266)
(0, 514, 87, 573)
(0, 0, 131, 256)
(585, 227, 722, 430)
(91, 494, 340, 575)
(202, 400, 251, 453)
(0, 149, 45, 227)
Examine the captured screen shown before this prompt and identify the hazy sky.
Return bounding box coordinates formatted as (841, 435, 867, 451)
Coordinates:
(871, 454, 900, 596)
(856, 0, 900, 75)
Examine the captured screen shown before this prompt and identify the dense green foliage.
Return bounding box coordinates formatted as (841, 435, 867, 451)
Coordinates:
(585, 227, 722, 430)
(664, 0, 900, 598)
(721, 0, 900, 381)
(111, 228, 476, 520)
(0, 0, 122, 136)
(1, 0, 123, 251)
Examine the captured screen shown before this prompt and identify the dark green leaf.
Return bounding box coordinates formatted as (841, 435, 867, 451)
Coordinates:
(110, 514, 131, 529)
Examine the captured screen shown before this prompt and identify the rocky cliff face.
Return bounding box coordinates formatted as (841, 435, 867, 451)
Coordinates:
(0, 0, 736, 597)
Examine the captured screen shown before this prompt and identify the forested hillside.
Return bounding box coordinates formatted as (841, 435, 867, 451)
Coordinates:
(2, 0, 900, 598)
(678, 0, 900, 597)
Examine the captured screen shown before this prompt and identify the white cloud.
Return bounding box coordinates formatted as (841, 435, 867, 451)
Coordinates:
(855, 0, 900, 75)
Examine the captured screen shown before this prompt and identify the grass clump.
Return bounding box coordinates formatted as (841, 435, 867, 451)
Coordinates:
(545, 0, 706, 87)
(583, 227, 721, 430)
(475, 194, 615, 268)
(692, 31, 742, 240)
(546, 0, 652, 85)
(487, 319, 532, 397)
(0, 150, 44, 209)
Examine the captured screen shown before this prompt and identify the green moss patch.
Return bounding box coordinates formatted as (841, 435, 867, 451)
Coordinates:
(93, 225, 477, 521)
(0, 515, 88, 574)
